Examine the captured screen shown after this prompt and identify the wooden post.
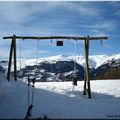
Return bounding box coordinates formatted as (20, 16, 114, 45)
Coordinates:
(83, 39, 91, 98)
(83, 40, 87, 95)
(13, 35, 17, 81)
(86, 40, 91, 98)
(7, 39, 14, 81)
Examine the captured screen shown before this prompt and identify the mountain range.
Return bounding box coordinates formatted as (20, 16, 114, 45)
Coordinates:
(0, 54, 120, 81)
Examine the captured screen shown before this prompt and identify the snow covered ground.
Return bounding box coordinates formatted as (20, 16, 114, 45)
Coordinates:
(0, 73, 120, 119)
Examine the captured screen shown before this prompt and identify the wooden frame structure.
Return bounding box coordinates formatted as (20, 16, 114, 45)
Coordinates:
(3, 35, 108, 98)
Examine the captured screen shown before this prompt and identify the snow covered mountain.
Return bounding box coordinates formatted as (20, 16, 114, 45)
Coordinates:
(90, 57, 120, 79)
(17, 60, 84, 82)
(0, 53, 120, 81)
(22, 53, 120, 69)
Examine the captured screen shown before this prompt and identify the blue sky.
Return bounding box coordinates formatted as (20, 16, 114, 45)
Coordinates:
(0, 1, 120, 59)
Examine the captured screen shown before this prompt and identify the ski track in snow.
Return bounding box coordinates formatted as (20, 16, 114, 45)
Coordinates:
(0, 73, 120, 119)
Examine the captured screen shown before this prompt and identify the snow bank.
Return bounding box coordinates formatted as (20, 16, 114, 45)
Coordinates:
(0, 73, 120, 119)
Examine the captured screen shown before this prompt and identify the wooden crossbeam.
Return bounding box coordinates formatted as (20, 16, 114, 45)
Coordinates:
(3, 35, 108, 40)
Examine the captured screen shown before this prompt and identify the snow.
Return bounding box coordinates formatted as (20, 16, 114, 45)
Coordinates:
(0, 73, 120, 119)
(64, 71, 74, 77)
(89, 55, 109, 68)
(0, 61, 8, 72)
(89, 53, 120, 68)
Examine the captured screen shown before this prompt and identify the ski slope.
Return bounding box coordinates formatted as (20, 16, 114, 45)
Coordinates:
(0, 73, 120, 119)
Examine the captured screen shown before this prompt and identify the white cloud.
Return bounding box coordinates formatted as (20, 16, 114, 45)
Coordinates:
(95, 21, 117, 30)
(0, 46, 10, 58)
(0, 2, 60, 23)
(0, 1, 119, 58)
(17, 48, 49, 59)
(65, 2, 101, 17)
(0, 2, 117, 36)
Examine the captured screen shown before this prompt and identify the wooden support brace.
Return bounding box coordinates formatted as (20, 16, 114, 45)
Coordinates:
(7, 39, 14, 81)
(7, 35, 17, 81)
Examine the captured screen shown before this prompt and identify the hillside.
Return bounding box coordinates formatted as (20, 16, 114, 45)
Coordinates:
(91, 58, 120, 80)
(0, 73, 120, 119)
